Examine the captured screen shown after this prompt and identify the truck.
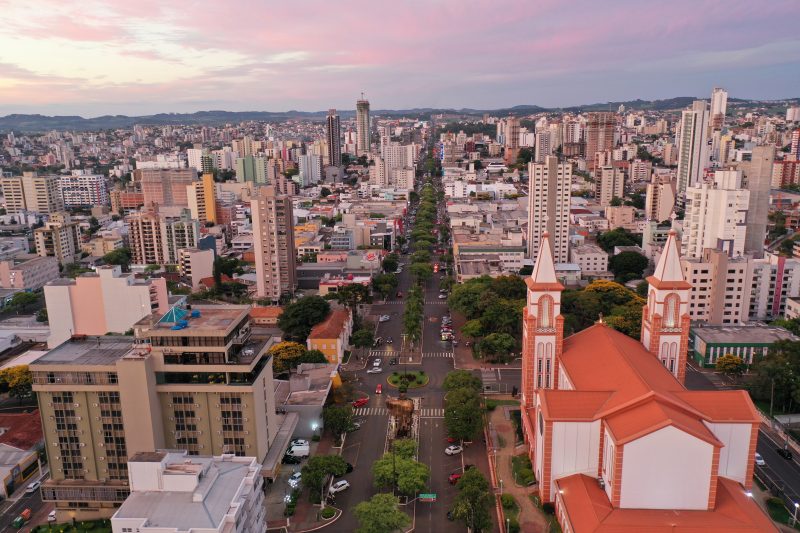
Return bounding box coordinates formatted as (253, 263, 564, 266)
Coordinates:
(285, 444, 310, 458)
(12, 508, 31, 528)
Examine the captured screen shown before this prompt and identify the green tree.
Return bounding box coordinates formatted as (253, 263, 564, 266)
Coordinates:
(461, 319, 483, 340)
(716, 354, 746, 378)
(88, 216, 100, 234)
(410, 263, 433, 285)
(609, 251, 649, 282)
(382, 254, 399, 274)
(372, 273, 399, 300)
(0, 365, 32, 401)
(354, 493, 411, 533)
(325, 283, 371, 321)
(609, 196, 623, 207)
(452, 469, 493, 533)
(351, 329, 374, 348)
(596, 228, 641, 253)
(443, 370, 482, 392)
(391, 438, 417, 459)
(323, 405, 354, 438)
(277, 296, 331, 341)
(269, 342, 309, 374)
(102, 247, 132, 269)
(489, 275, 527, 300)
(301, 455, 348, 503)
(372, 453, 429, 495)
(480, 332, 516, 361)
(410, 250, 431, 264)
(320, 187, 332, 198)
(9, 291, 39, 312)
(445, 387, 483, 441)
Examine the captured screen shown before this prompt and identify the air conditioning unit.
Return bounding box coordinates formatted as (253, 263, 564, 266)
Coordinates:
(49, 416, 54, 420)
(198, 445, 204, 449)
(194, 403, 200, 407)
(215, 404, 220, 408)
(216, 417, 221, 422)
(169, 417, 174, 421)
(98, 443, 104, 447)
(167, 404, 172, 408)
(93, 403, 99, 407)
(75, 416, 82, 421)
(218, 431, 222, 435)
(48, 403, 53, 407)
(79, 443, 85, 448)
(243, 418, 249, 423)
(246, 445, 251, 449)
(244, 431, 249, 435)
(52, 442, 59, 447)
(74, 403, 80, 407)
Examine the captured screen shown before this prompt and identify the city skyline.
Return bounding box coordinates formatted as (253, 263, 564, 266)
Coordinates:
(1, 0, 799, 116)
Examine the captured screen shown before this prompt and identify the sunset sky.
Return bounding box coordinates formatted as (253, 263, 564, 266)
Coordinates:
(1, 0, 799, 116)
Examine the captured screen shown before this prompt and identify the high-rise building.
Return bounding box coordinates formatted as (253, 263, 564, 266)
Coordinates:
(681, 170, 749, 259)
(710, 87, 728, 131)
(1, 172, 64, 214)
(138, 168, 195, 208)
(585, 112, 615, 169)
(534, 130, 551, 163)
(58, 172, 109, 208)
(644, 174, 676, 222)
(369, 156, 388, 187)
(739, 145, 775, 256)
(675, 100, 710, 206)
(356, 96, 371, 156)
(790, 129, 800, 159)
(251, 186, 296, 302)
(32, 304, 282, 520)
(187, 172, 218, 224)
(326, 109, 342, 167)
(504, 116, 521, 165)
(527, 157, 571, 263)
(235, 155, 270, 184)
(127, 210, 200, 265)
(596, 166, 625, 207)
(34, 212, 82, 265)
(298, 154, 322, 186)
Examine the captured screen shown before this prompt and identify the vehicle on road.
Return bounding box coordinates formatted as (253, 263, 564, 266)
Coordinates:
(777, 448, 794, 460)
(48, 510, 57, 522)
(447, 511, 454, 521)
(438, 293, 447, 299)
(373, 337, 382, 347)
(329, 480, 350, 493)
(439, 289, 448, 294)
(379, 315, 391, 322)
(12, 509, 31, 529)
(755, 453, 765, 466)
(448, 473, 462, 484)
(373, 358, 382, 367)
(397, 291, 403, 298)
(286, 444, 310, 458)
(25, 481, 40, 494)
(367, 367, 382, 374)
(386, 337, 393, 344)
(352, 397, 369, 407)
(282, 454, 302, 464)
(348, 422, 362, 432)
(375, 384, 382, 394)
(389, 358, 398, 365)
(445, 445, 463, 456)
(288, 472, 302, 488)
(290, 439, 309, 448)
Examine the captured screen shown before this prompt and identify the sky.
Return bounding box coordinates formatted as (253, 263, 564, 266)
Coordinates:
(1, 0, 799, 117)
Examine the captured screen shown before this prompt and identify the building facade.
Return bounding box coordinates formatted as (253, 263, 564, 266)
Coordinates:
(326, 109, 342, 167)
(59, 173, 109, 208)
(34, 212, 82, 266)
(251, 186, 297, 302)
(527, 157, 571, 263)
(675, 100, 710, 205)
(1, 172, 64, 215)
(356, 97, 371, 155)
(0, 256, 59, 290)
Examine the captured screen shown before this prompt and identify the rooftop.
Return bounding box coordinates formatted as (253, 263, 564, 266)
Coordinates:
(32, 336, 135, 367)
(309, 309, 351, 340)
(691, 324, 799, 344)
(140, 304, 250, 335)
(0, 410, 43, 451)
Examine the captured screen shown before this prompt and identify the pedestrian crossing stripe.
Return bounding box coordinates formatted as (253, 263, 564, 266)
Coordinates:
(422, 352, 454, 358)
(369, 351, 397, 356)
(353, 407, 388, 416)
(419, 408, 444, 417)
(424, 301, 448, 305)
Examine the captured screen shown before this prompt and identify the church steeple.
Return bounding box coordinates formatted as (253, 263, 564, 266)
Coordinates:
(641, 229, 692, 383)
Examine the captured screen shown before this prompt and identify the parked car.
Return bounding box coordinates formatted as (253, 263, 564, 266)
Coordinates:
(438, 293, 447, 299)
(445, 445, 463, 456)
(288, 472, 302, 488)
(25, 481, 40, 494)
(379, 315, 391, 323)
(375, 384, 382, 394)
(290, 439, 309, 448)
(282, 454, 302, 464)
(373, 358, 382, 367)
(352, 397, 369, 408)
(777, 447, 794, 460)
(448, 473, 462, 484)
(755, 452, 766, 466)
(47, 510, 56, 523)
(367, 367, 383, 374)
(329, 480, 350, 493)
(348, 422, 362, 432)
(286, 444, 310, 458)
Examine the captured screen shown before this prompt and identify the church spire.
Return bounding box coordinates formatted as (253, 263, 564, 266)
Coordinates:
(649, 229, 689, 289)
(528, 231, 562, 290)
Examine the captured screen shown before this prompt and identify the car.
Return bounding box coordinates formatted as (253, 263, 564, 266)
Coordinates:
(448, 473, 462, 484)
(376, 384, 382, 394)
(288, 472, 302, 488)
(373, 358, 382, 367)
(438, 293, 447, 299)
(367, 367, 383, 374)
(389, 358, 398, 365)
(396, 291, 403, 298)
(446, 436, 458, 444)
(445, 445, 463, 456)
(352, 397, 369, 408)
(441, 326, 453, 331)
(282, 454, 302, 464)
(439, 289, 448, 294)
(329, 480, 350, 493)
(47, 510, 57, 522)
(348, 422, 362, 432)
(386, 337, 393, 344)
(755, 452, 766, 466)
(290, 439, 309, 447)
(373, 337, 383, 347)
(777, 447, 794, 460)
(334, 463, 355, 478)
(25, 481, 41, 494)
(379, 315, 391, 323)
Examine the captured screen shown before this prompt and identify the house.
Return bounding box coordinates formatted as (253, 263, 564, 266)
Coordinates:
(0, 410, 44, 498)
(249, 306, 283, 326)
(307, 308, 353, 365)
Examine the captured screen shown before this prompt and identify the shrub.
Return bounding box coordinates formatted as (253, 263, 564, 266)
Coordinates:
(507, 517, 520, 533)
(501, 493, 515, 509)
(321, 507, 336, 519)
(542, 502, 555, 515)
(312, 434, 321, 441)
(399, 385, 408, 394)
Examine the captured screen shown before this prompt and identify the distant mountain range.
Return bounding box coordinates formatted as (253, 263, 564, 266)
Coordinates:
(1, 96, 797, 132)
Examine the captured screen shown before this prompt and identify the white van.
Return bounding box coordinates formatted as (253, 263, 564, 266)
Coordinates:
(286, 444, 310, 458)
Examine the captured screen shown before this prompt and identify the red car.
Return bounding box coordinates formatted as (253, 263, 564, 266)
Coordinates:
(352, 397, 369, 407)
(448, 473, 462, 484)
(447, 436, 457, 444)
(375, 384, 382, 394)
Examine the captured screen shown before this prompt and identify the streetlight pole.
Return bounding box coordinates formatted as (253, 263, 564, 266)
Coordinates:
(500, 478, 503, 495)
(794, 502, 799, 526)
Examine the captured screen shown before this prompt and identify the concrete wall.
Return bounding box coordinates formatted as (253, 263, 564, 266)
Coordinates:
(550, 421, 600, 491)
(705, 421, 751, 485)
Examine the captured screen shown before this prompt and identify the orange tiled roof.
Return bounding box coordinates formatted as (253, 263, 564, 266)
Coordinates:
(539, 390, 614, 421)
(555, 474, 776, 532)
(308, 309, 351, 340)
(249, 306, 283, 319)
(0, 410, 43, 451)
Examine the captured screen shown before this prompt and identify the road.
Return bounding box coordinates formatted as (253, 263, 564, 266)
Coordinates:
(0, 490, 44, 533)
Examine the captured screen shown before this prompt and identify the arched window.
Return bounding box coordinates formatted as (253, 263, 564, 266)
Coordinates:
(663, 293, 680, 328)
(538, 295, 554, 328)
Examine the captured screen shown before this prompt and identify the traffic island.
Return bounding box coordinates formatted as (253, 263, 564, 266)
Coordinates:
(387, 370, 428, 389)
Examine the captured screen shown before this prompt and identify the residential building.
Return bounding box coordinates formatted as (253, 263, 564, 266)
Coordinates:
(128, 210, 200, 265)
(682, 249, 752, 325)
(356, 97, 370, 155)
(749, 254, 800, 320)
(251, 186, 296, 302)
(520, 231, 770, 532)
(596, 166, 625, 207)
(605, 205, 636, 230)
(298, 154, 322, 185)
(504, 116, 521, 165)
(33, 304, 285, 520)
(787, 296, 800, 320)
(34, 212, 82, 265)
(527, 157, 571, 263)
(187, 173, 217, 224)
(235, 156, 270, 184)
(138, 168, 195, 208)
(249, 306, 282, 326)
(84, 235, 125, 257)
(111, 451, 265, 533)
(676, 100, 710, 205)
(59, 173, 109, 208)
(1, 172, 63, 214)
(306, 308, 353, 365)
(535, 130, 551, 163)
(0, 256, 59, 290)
(326, 109, 342, 167)
(179, 248, 215, 291)
(629, 160, 652, 182)
(585, 112, 615, 169)
(690, 324, 797, 368)
(110, 190, 144, 215)
(681, 170, 749, 259)
(710, 87, 728, 131)
(644, 174, 675, 222)
(739, 145, 775, 256)
(44, 265, 169, 347)
(772, 159, 800, 188)
(569, 244, 608, 273)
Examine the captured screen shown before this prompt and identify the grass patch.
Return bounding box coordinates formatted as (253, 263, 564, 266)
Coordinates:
(510, 409, 524, 443)
(388, 370, 428, 389)
(512, 454, 536, 486)
(34, 520, 111, 533)
(321, 507, 336, 519)
(765, 497, 800, 530)
(500, 494, 520, 532)
(485, 399, 519, 411)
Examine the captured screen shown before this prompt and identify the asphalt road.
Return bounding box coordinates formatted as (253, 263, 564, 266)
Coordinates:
(0, 490, 44, 533)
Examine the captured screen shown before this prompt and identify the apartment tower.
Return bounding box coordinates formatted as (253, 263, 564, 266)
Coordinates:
(326, 109, 342, 167)
(585, 112, 615, 170)
(251, 186, 296, 302)
(527, 156, 572, 264)
(0, 172, 64, 214)
(356, 96, 371, 156)
(675, 100, 710, 206)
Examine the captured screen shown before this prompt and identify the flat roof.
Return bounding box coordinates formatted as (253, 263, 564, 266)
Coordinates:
(691, 324, 799, 345)
(141, 305, 249, 335)
(32, 336, 134, 366)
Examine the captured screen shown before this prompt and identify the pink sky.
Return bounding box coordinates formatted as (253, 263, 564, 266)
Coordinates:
(0, 0, 799, 116)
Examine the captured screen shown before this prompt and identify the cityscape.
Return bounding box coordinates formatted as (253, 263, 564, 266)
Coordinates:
(0, 2, 800, 533)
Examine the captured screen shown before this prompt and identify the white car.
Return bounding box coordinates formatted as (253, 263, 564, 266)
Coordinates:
(379, 315, 391, 323)
(373, 358, 382, 367)
(48, 510, 57, 522)
(438, 293, 448, 299)
(288, 472, 302, 488)
(755, 452, 766, 466)
(25, 480, 41, 494)
(329, 480, 350, 493)
(445, 445, 463, 456)
(367, 367, 383, 374)
(290, 439, 309, 447)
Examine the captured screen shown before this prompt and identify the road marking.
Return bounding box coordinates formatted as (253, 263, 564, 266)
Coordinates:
(369, 350, 397, 357)
(422, 352, 454, 358)
(419, 408, 444, 417)
(353, 407, 388, 416)
(424, 301, 448, 305)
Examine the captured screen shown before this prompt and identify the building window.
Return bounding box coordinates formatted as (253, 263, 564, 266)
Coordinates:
(538, 295, 554, 329)
(663, 293, 680, 328)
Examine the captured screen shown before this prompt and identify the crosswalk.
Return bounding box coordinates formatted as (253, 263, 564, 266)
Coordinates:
(425, 301, 449, 305)
(353, 407, 388, 416)
(419, 408, 445, 417)
(423, 352, 454, 358)
(369, 350, 397, 357)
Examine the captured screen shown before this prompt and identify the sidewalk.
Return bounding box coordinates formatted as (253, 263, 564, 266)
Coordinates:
(487, 400, 549, 533)
(286, 432, 339, 532)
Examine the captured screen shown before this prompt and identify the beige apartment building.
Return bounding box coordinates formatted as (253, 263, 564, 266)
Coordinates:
(0, 256, 59, 290)
(251, 186, 296, 302)
(33, 304, 280, 519)
(1, 172, 64, 215)
(127, 210, 200, 265)
(179, 248, 214, 290)
(34, 212, 82, 265)
(136, 168, 195, 208)
(187, 173, 217, 224)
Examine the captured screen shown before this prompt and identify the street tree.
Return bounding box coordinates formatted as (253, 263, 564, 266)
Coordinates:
(102, 247, 132, 269)
(453, 469, 494, 533)
(325, 283, 371, 321)
(269, 342, 327, 374)
(391, 438, 417, 459)
(0, 365, 32, 401)
(410, 250, 432, 264)
(351, 329, 374, 348)
(443, 370, 482, 392)
(9, 291, 39, 312)
(277, 296, 331, 341)
(301, 455, 348, 503)
(445, 387, 483, 441)
(410, 263, 433, 285)
(480, 332, 516, 361)
(372, 273, 399, 300)
(382, 254, 399, 274)
(372, 453, 429, 495)
(322, 405, 354, 438)
(354, 493, 411, 533)
(716, 354, 747, 378)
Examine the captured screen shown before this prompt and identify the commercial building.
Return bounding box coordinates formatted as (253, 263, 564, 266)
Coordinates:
(527, 157, 572, 263)
(356, 97, 371, 155)
(326, 109, 342, 167)
(306, 308, 353, 365)
(187, 173, 217, 224)
(251, 186, 296, 302)
(681, 170, 749, 259)
(689, 324, 798, 368)
(520, 232, 771, 532)
(44, 265, 169, 348)
(179, 248, 215, 291)
(137, 168, 195, 208)
(1, 172, 64, 215)
(0, 256, 59, 290)
(676, 100, 710, 205)
(34, 212, 82, 266)
(0, 410, 44, 499)
(596, 166, 625, 207)
(33, 304, 282, 519)
(569, 244, 608, 274)
(59, 173, 109, 208)
(585, 112, 615, 169)
(111, 451, 265, 533)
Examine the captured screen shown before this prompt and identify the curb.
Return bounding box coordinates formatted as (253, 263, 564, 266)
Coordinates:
(292, 506, 343, 533)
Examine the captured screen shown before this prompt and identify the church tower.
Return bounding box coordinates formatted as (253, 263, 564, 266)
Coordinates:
(641, 229, 692, 384)
(521, 232, 565, 410)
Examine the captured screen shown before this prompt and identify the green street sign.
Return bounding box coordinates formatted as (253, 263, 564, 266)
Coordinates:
(420, 493, 437, 502)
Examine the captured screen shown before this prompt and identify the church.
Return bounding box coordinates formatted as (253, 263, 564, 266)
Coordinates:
(521, 230, 775, 532)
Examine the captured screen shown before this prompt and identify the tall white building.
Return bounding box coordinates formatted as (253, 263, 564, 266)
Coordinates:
(681, 170, 749, 259)
(710, 87, 728, 130)
(534, 130, 551, 163)
(356, 96, 370, 155)
(298, 154, 322, 185)
(59, 172, 109, 208)
(675, 100, 710, 206)
(645, 174, 676, 222)
(596, 166, 625, 207)
(527, 156, 571, 263)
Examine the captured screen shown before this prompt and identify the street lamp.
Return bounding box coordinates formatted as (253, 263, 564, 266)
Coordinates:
(793, 502, 799, 526)
(500, 478, 504, 495)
